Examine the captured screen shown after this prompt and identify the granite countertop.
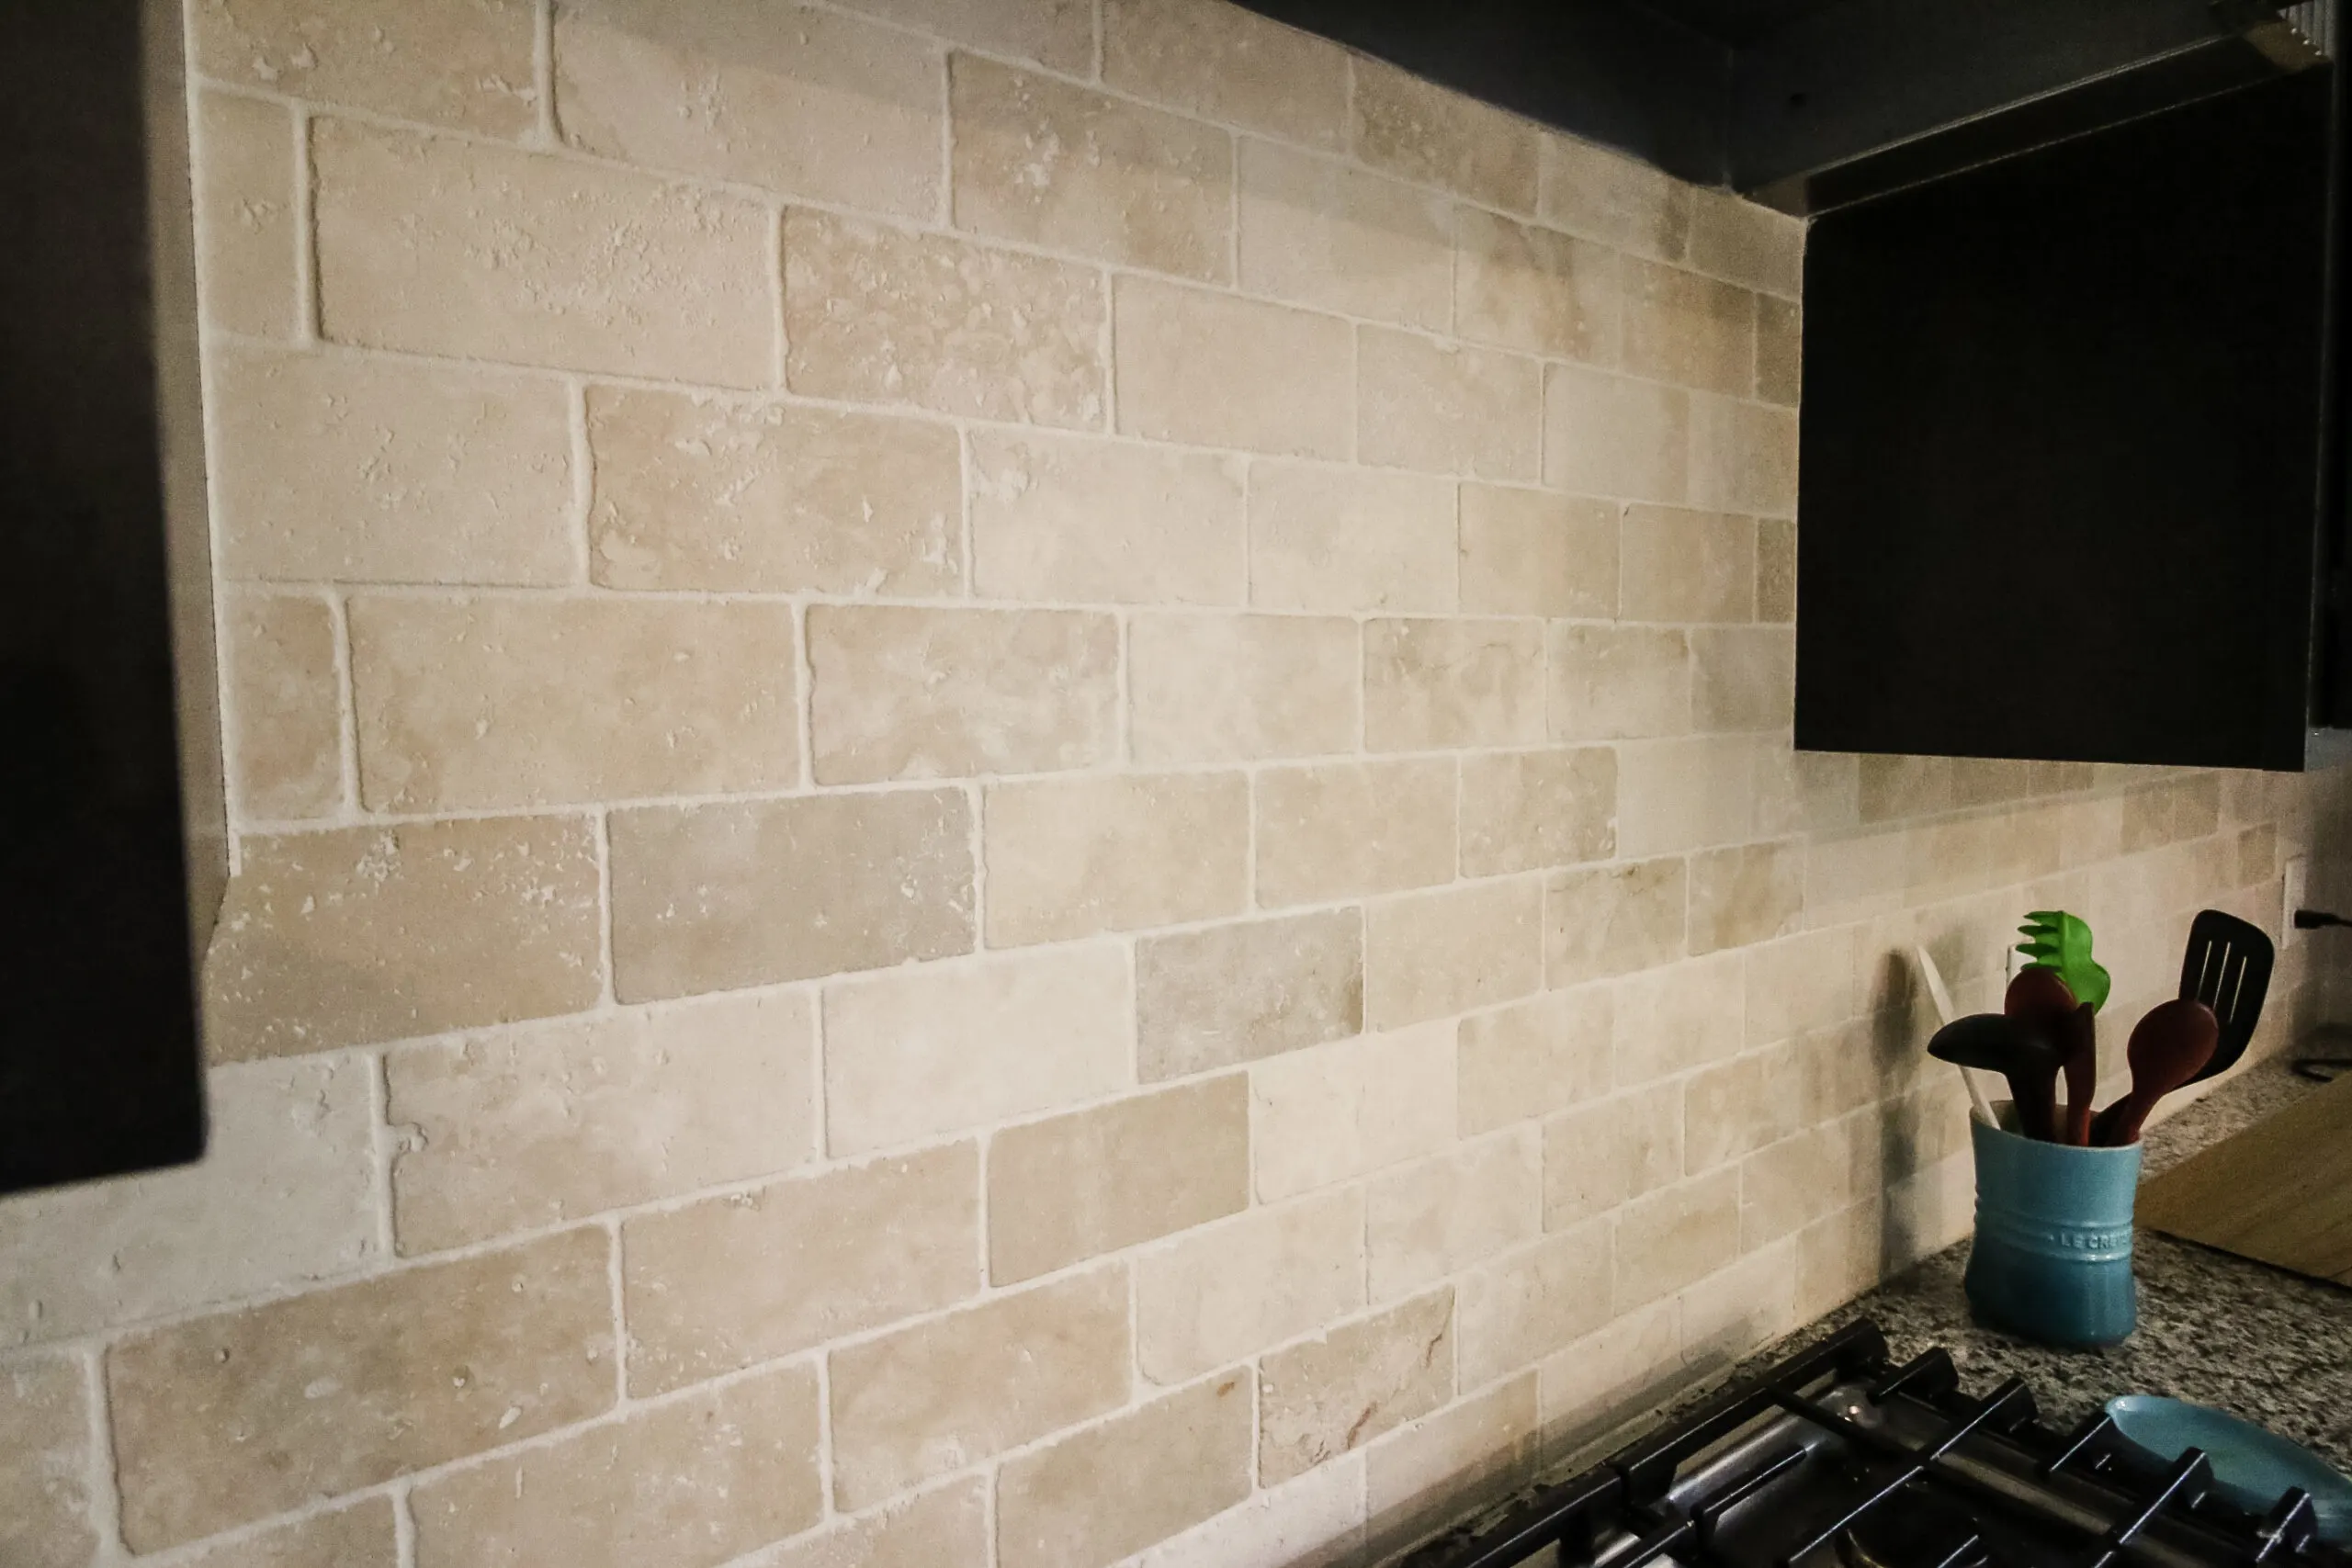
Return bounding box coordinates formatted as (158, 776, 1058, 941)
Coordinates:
(1778, 1058, 2352, 1471)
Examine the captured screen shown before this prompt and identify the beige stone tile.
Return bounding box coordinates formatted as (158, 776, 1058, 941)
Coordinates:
(1744, 1119, 1874, 1250)
(1856, 754, 1951, 822)
(413, 1363, 820, 1568)
(1541, 1083, 1680, 1229)
(1367, 1132, 1541, 1299)
(1364, 617, 1545, 751)
(1351, 56, 1538, 212)
(832, 0, 1093, 73)
(752, 1478, 986, 1568)
(1681, 1043, 1805, 1175)
(1613, 951, 1745, 1082)
(1458, 987, 1613, 1135)
(1614, 735, 1756, 855)
(973, 432, 1245, 605)
(990, 1077, 1249, 1283)
(1542, 364, 1689, 503)
(1105, 0, 1347, 148)
(2237, 822, 2279, 886)
(808, 605, 1119, 784)
(786, 209, 1106, 427)
(1366, 880, 1544, 1029)
(1756, 516, 1796, 623)
(1756, 296, 1802, 405)
(1237, 140, 1452, 330)
(1691, 626, 1794, 732)
(1459, 748, 1617, 875)
(1546, 625, 1690, 742)
(1460, 486, 1616, 618)
(1794, 1202, 1884, 1324)
(985, 773, 1250, 946)
(209, 817, 602, 1062)
(194, 90, 297, 338)
(109, 1229, 613, 1551)
(825, 944, 1129, 1154)
(1538, 134, 1690, 261)
(313, 120, 769, 386)
(1129, 613, 1359, 762)
(1363, 1374, 1537, 1551)
(210, 344, 575, 586)
(1259, 1290, 1454, 1484)
(954, 58, 1232, 281)
(1252, 1025, 1456, 1200)
(0, 1358, 94, 1568)
(1681, 1240, 1800, 1372)
(1544, 856, 1687, 986)
(556, 0, 941, 218)
(192, 0, 536, 135)
(622, 1145, 978, 1397)
(1620, 503, 1755, 623)
(1622, 260, 1755, 395)
(1756, 744, 1859, 838)
(1744, 925, 1860, 1047)
(389, 991, 813, 1254)
(1136, 1190, 1364, 1385)
(1137, 909, 1363, 1080)
(999, 1372, 1254, 1568)
(1122, 1454, 1365, 1568)
(1456, 1225, 1614, 1389)
(223, 592, 341, 820)
(1613, 1168, 1740, 1309)
(1687, 840, 1802, 954)
(588, 387, 961, 595)
(830, 1267, 1129, 1508)
(350, 596, 798, 811)
(1690, 394, 1799, 517)
(1536, 1300, 1682, 1457)
(609, 790, 973, 1001)
(1455, 208, 1619, 363)
(1358, 328, 1542, 482)
(1249, 459, 1457, 613)
(183, 1497, 399, 1568)
(1687, 192, 1804, 298)
(1114, 276, 1351, 457)
(1254, 759, 1456, 907)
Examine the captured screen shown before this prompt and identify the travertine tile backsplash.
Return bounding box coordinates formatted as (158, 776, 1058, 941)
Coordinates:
(1, 0, 2340, 1564)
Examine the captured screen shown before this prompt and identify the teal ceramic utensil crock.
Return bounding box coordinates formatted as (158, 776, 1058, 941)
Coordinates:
(1964, 1115, 2142, 1346)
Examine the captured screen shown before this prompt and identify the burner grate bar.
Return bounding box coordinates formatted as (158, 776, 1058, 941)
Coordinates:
(1775, 1378, 2033, 1567)
(2082, 1449, 2214, 1568)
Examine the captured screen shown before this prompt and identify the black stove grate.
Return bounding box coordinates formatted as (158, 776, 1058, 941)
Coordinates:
(1401, 1322, 2344, 1568)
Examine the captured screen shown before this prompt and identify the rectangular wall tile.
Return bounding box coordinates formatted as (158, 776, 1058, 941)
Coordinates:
(1743, 1120, 1873, 1250)
(984, 773, 1250, 946)
(1458, 988, 1613, 1135)
(0, 1358, 94, 1568)
(1259, 1290, 1454, 1485)
(1351, 56, 1538, 212)
(1756, 297, 1802, 405)
(1547, 624, 1690, 741)
(1456, 1225, 1614, 1388)
(208, 817, 603, 1062)
(1136, 1190, 1364, 1385)
(587, 387, 962, 595)
(314, 119, 769, 385)
(757, 1479, 986, 1568)
(972, 432, 1246, 605)
(211, 344, 575, 586)
(1364, 617, 1545, 751)
(1690, 394, 1799, 517)
(610, 790, 973, 1001)
(954, 58, 1232, 282)
(1104, 0, 1349, 149)
(1124, 1452, 1365, 1568)
(1688, 191, 1804, 298)
(1249, 460, 1457, 613)
(1363, 1374, 1538, 1550)
(194, 0, 537, 134)
(1137, 909, 1364, 1079)
(1237, 140, 1452, 329)
(1614, 951, 1746, 1082)
(999, 1372, 1255, 1568)
(1114, 277, 1351, 457)
(1683, 1043, 1805, 1175)
(1542, 1084, 1680, 1230)
(183, 1498, 398, 1568)
(1621, 504, 1756, 623)
(1756, 515, 1797, 618)
(808, 605, 1119, 784)
(1539, 134, 1690, 261)
(1687, 840, 1803, 954)
(1359, 328, 1541, 482)
(556, 0, 942, 218)
(833, 0, 1092, 70)
(1129, 613, 1359, 762)
(1459, 486, 1617, 618)
(223, 592, 342, 820)
(1544, 857, 1688, 986)
(1252, 1025, 1456, 1201)
(1459, 748, 1617, 876)
(194, 90, 297, 338)
(1614, 1168, 1741, 1309)
(622, 1144, 978, 1397)
(1534, 1300, 1679, 1456)
(109, 1229, 613, 1551)
(1255, 759, 1456, 908)
(412, 1364, 820, 1568)
(1543, 364, 1688, 503)
(830, 1268, 1129, 1509)
(1367, 1133, 1541, 1300)
(786, 209, 1107, 428)
(1454, 208, 1618, 363)
(389, 990, 815, 1254)
(1615, 736, 1756, 856)
(1365, 880, 1544, 1030)
(989, 1077, 1250, 1284)
(1622, 259, 1754, 394)
(823, 945, 1130, 1155)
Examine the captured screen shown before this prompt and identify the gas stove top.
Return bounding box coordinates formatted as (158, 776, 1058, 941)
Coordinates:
(1405, 1322, 2347, 1568)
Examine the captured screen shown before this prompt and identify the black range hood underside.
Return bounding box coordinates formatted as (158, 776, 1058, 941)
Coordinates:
(1232, 0, 2326, 212)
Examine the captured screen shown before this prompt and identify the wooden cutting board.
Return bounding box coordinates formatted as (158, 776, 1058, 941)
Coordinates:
(2138, 1070, 2352, 1287)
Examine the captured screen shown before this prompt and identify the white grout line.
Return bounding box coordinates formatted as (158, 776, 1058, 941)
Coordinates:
(393, 1482, 419, 1568)
(325, 589, 362, 823)
(368, 1049, 398, 1262)
(605, 1217, 628, 1406)
(80, 1347, 125, 1562)
(532, 0, 557, 148)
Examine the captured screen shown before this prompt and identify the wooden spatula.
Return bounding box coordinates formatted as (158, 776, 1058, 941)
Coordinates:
(2092, 998, 2220, 1146)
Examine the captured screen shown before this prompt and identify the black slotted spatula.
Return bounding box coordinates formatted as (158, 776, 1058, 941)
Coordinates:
(2178, 908, 2275, 1084)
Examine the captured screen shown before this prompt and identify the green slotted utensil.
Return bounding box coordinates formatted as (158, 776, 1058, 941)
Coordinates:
(2018, 910, 2110, 1011)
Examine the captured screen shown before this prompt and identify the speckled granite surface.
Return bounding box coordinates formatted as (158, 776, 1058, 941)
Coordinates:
(1771, 1059, 2352, 1471)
